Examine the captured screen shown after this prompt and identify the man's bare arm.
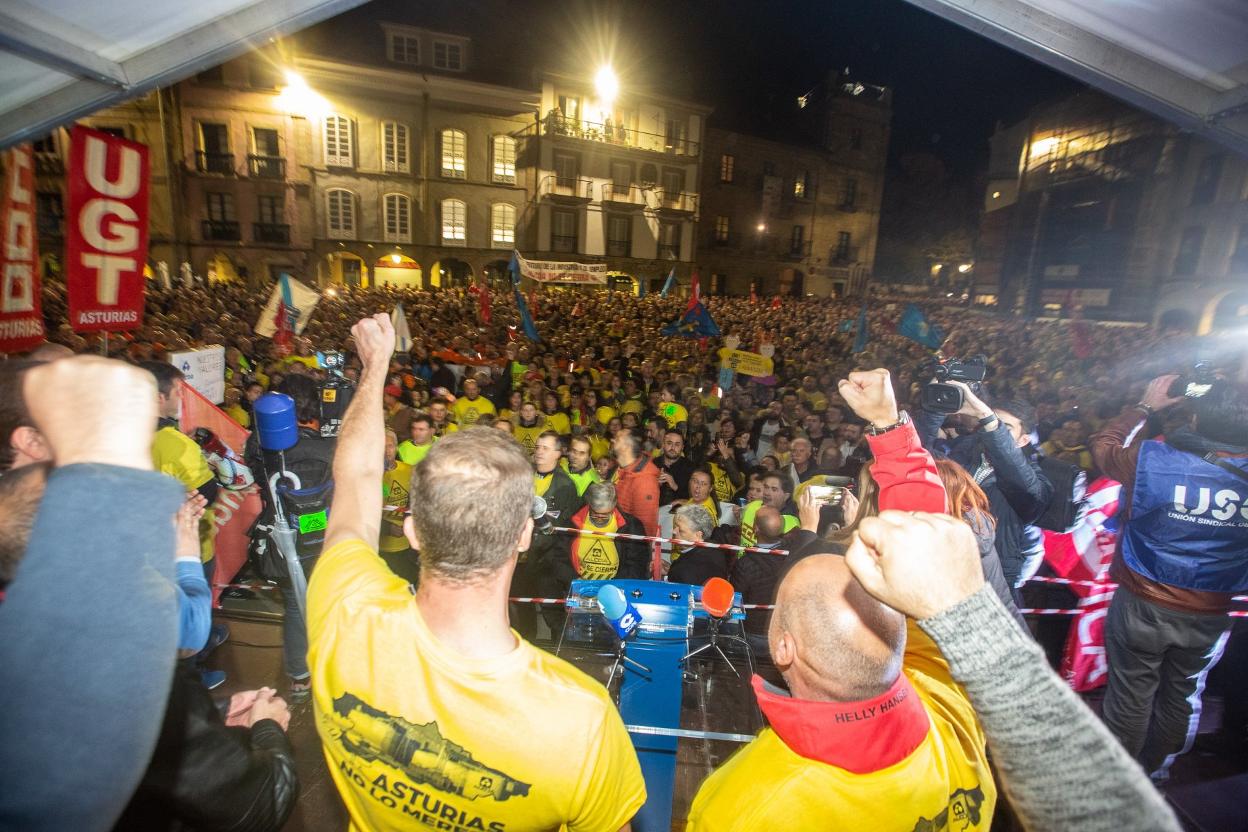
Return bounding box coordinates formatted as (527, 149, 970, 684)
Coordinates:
(324, 314, 395, 551)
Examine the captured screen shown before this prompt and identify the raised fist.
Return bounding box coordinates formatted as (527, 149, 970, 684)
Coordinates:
(845, 511, 985, 620)
(837, 368, 900, 429)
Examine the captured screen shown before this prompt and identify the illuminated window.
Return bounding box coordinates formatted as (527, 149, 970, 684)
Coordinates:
(491, 203, 516, 248)
(384, 193, 411, 243)
(382, 122, 409, 173)
(441, 129, 466, 178)
(492, 135, 516, 183)
(441, 198, 466, 245)
(715, 216, 730, 242)
(720, 154, 734, 183)
(794, 171, 808, 198)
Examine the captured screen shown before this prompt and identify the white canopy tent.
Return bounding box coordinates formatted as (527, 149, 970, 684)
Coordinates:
(0, 0, 369, 148)
(903, 0, 1248, 156)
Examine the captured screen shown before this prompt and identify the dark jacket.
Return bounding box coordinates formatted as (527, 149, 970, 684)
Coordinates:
(528, 466, 582, 590)
(917, 407, 1053, 588)
(668, 526, 735, 586)
(115, 661, 298, 832)
(967, 509, 1028, 629)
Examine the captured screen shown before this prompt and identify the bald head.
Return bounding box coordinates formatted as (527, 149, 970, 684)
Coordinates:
(755, 506, 785, 543)
(770, 554, 905, 702)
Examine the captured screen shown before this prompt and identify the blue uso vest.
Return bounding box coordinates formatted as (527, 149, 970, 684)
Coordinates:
(1121, 441, 1248, 592)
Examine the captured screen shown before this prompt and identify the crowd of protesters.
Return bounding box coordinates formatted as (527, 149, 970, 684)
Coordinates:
(2, 274, 1244, 830)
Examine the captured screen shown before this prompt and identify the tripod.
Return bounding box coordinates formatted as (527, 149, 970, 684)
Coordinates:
(680, 614, 755, 680)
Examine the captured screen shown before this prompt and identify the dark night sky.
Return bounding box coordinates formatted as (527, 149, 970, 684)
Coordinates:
(327, 0, 1084, 177)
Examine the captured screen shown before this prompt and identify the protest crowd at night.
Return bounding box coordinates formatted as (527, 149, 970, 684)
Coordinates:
(2, 253, 1245, 831)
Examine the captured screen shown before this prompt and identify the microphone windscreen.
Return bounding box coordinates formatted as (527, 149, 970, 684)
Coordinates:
(598, 584, 628, 620)
(531, 495, 548, 520)
(702, 577, 735, 618)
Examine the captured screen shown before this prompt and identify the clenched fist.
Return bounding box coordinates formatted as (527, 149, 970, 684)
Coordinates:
(23, 356, 158, 470)
(351, 313, 396, 371)
(837, 368, 900, 429)
(845, 511, 985, 619)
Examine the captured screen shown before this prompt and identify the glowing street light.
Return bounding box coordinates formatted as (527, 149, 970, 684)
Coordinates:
(595, 65, 619, 108)
(958, 263, 973, 273)
(278, 70, 329, 118)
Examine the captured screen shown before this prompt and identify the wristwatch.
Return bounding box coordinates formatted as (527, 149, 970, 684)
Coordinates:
(978, 413, 1000, 428)
(867, 410, 911, 436)
(1134, 402, 1155, 416)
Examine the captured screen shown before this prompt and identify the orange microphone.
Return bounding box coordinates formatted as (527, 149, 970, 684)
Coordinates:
(702, 577, 735, 619)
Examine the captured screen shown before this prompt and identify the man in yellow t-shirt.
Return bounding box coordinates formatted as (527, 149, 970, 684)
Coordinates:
(379, 429, 418, 585)
(307, 313, 645, 832)
(396, 413, 436, 466)
(450, 375, 496, 428)
(688, 540, 995, 830)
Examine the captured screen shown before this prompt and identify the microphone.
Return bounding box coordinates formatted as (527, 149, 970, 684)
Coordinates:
(531, 495, 553, 534)
(598, 584, 642, 639)
(702, 577, 735, 619)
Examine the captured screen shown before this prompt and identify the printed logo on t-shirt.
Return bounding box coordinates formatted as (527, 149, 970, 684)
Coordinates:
(912, 785, 987, 832)
(327, 692, 530, 827)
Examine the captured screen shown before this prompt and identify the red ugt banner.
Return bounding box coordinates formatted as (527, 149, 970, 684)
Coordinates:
(0, 144, 46, 353)
(66, 125, 148, 332)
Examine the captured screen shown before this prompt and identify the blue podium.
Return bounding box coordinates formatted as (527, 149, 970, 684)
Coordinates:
(565, 579, 747, 832)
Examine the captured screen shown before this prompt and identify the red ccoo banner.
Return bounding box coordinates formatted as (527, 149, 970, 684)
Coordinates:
(0, 144, 47, 353)
(66, 125, 148, 332)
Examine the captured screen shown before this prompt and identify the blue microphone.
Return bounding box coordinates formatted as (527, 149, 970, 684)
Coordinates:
(598, 584, 642, 640)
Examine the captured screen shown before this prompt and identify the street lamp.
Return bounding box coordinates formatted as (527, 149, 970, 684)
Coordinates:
(595, 66, 619, 108)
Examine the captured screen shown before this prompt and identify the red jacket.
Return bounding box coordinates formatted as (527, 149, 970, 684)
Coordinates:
(614, 455, 661, 538)
(865, 421, 946, 514)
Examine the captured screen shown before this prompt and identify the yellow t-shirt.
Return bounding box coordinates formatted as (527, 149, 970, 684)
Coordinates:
(306, 539, 647, 832)
(225, 404, 251, 429)
(798, 389, 829, 412)
(687, 621, 994, 831)
(451, 396, 497, 428)
(544, 411, 571, 436)
(152, 426, 216, 562)
(379, 462, 413, 554)
(513, 418, 548, 457)
(396, 440, 434, 467)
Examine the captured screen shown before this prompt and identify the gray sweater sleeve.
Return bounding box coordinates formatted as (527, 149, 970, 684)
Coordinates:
(919, 586, 1180, 832)
(0, 464, 184, 832)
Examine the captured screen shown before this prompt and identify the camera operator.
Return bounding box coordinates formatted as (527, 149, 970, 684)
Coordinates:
(244, 374, 337, 703)
(1092, 375, 1248, 779)
(916, 376, 1053, 591)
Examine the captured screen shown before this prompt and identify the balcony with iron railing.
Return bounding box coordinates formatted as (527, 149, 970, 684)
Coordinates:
(530, 113, 700, 157)
(551, 234, 579, 253)
(606, 239, 632, 257)
(658, 242, 681, 260)
(539, 175, 594, 202)
(202, 219, 240, 241)
(195, 151, 235, 175)
(707, 231, 741, 249)
(248, 155, 286, 179)
(784, 239, 814, 260)
(601, 182, 646, 207)
(657, 189, 698, 214)
(253, 222, 290, 244)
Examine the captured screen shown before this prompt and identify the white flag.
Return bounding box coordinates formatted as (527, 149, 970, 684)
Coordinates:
(254, 275, 321, 337)
(391, 302, 412, 353)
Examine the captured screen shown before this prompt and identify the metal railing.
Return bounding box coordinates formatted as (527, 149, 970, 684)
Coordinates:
(202, 219, 240, 241)
(551, 234, 579, 253)
(248, 155, 285, 178)
(606, 239, 631, 257)
(658, 243, 681, 260)
(602, 183, 645, 204)
(196, 151, 235, 175)
(707, 231, 740, 248)
(831, 245, 860, 265)
(253, 222, 290, 244)
(534, 114, 700, 157)
(657, 189, 699, 213)
(539, 175, 594, 200)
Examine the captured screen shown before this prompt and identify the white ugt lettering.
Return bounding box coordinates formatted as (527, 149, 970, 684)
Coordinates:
(84, 136, 140, 198)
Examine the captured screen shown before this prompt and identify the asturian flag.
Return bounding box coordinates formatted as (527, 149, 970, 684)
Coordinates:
(509, 252, 540, 342)
(662, 271, 720, 338)
(897, 303, 945, 349)
(659, 267, 676, 298)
